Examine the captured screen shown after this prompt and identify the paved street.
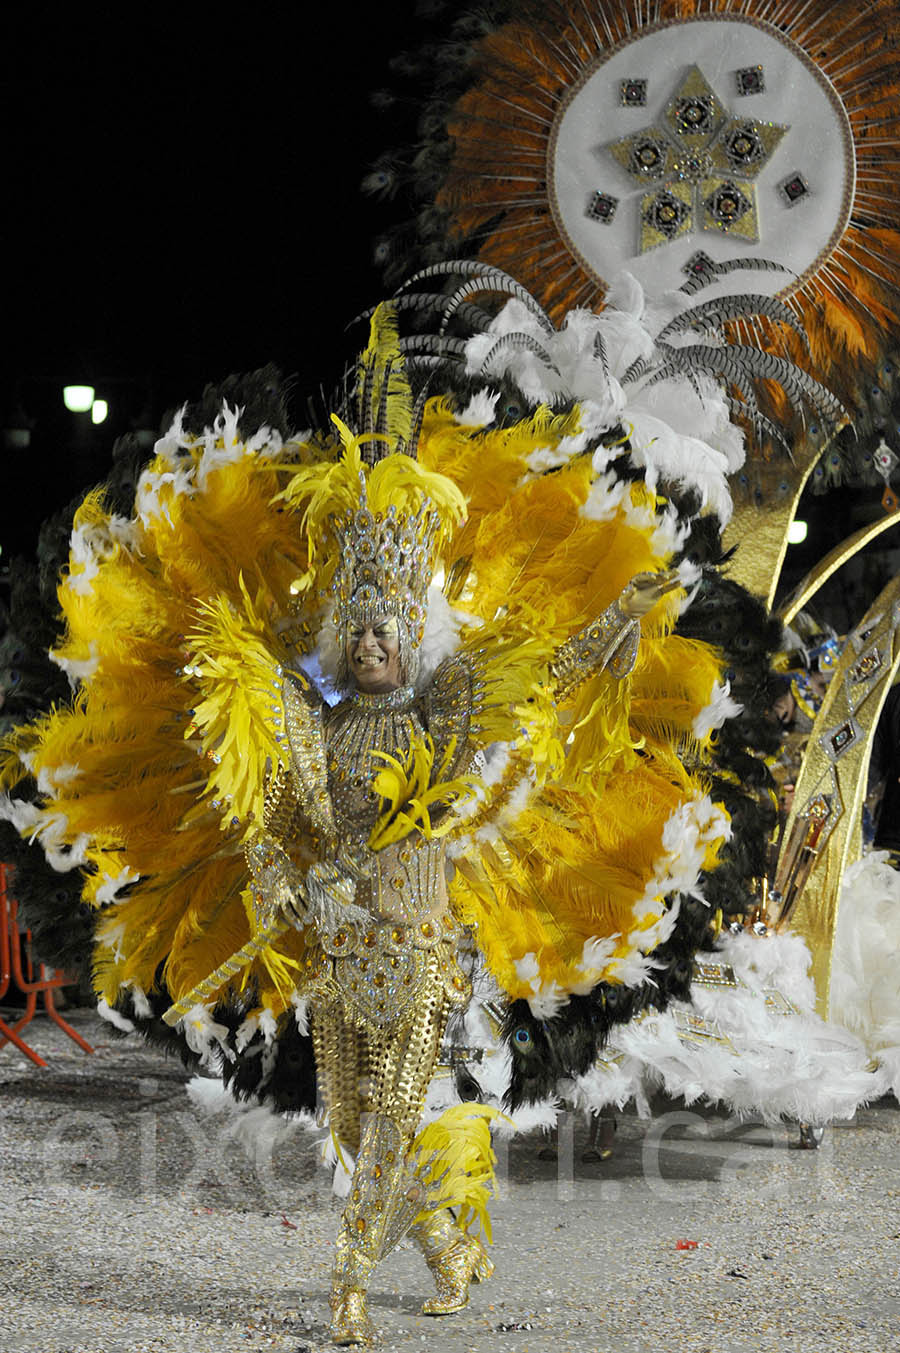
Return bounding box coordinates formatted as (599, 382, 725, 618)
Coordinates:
(2, 1008, 898, 1353)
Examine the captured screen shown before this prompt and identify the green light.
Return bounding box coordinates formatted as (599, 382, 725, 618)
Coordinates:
(91, 399, 109, 425)
(787, 519, 808, 545)
(63, 385, 95, 412)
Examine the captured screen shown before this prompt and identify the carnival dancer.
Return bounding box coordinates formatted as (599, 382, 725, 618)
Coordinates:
(1, 303, 742, 1344)
(244, 478, 671, 1341)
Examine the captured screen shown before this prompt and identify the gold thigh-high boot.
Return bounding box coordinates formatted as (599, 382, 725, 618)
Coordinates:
(329, 1111, 412, 1345)
(409, 1208, 494, 1315)
(312, 1006, 378, 1345)
(325, 985, 450, 1345)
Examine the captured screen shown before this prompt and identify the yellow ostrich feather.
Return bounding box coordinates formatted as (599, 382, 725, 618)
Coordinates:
(419, 398, 583, 525)
(440, 450, 668, 638)
(368, 734, 479, 848)
(411, 1104, 503, 1241)
(449, 756, 728, 1002)
(186, 573, 294, 832)
(630, 635, 727, 756)
(277, 435, 466, 598)
(152, 457, 306, 606)
(420, 397, 733, 998)
(453, 620, 561, 771)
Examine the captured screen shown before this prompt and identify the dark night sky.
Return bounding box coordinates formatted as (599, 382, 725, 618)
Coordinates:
(4, 7, 896, 626)
(4, 8, 429, 558)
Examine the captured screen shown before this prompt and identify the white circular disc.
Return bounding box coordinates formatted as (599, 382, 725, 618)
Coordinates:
(548, 15, 854, 300)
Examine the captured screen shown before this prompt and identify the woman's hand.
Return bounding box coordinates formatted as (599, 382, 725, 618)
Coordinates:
(618, 570, 681, 618)
(303, 858, 374, 935)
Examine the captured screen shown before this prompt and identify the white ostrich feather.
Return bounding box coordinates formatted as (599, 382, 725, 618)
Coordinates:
(693, 681, 743, 739)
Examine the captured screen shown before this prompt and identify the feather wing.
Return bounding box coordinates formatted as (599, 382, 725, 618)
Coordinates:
(416, 402, 734, 1013)
(1, 421, 321, 1027)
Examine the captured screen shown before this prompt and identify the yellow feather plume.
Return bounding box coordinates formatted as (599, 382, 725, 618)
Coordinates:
(186, 574, 294, 832)
(411, 1103, 503, 1242)
(277, 436, 467, 590)
(368, 734, 479, 848)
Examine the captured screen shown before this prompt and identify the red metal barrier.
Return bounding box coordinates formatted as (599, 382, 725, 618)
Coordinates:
(0, 863, 94, 1066)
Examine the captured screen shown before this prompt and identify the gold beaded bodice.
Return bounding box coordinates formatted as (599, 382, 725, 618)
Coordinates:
(288, 680, 467, 1027)
(325, 686, 421, 848)
(321, 684, 453, 926)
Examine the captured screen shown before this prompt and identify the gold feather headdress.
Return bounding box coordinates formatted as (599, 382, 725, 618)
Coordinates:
(278, 304, 466, 682)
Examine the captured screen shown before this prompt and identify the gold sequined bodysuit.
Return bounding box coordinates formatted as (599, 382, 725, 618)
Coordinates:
(256, 672, 476, 1313)
(250, 602, 640, 1333)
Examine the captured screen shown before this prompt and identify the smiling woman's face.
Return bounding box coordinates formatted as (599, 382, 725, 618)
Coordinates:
(346, 614, 402, 693)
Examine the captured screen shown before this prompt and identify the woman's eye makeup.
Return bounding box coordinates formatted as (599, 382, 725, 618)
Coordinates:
(349, 618, 398, 642)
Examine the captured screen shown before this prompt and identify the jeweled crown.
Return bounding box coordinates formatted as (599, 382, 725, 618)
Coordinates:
(331, 471, 440, 650)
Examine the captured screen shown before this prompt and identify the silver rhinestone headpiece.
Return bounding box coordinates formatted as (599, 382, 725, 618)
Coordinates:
(331, 473, 440, 683)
